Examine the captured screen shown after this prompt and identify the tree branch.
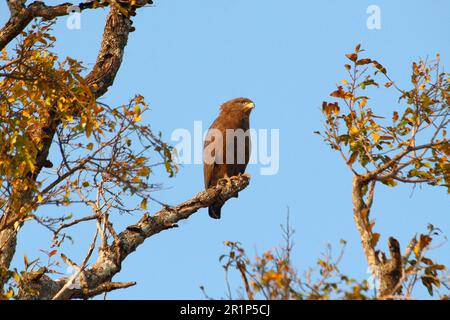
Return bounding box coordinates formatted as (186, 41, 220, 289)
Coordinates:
(52, 229, 98, 300)
(379, 237, 402, 298)
(353, 175, 406, 299)
(20, 174, 251, 299)
(362, 140, 448, 182)
(1, 1, 102, 50)
(352, 175, 378, 271)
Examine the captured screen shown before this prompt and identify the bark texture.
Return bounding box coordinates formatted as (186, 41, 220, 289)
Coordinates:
(352, 175, 403, 299)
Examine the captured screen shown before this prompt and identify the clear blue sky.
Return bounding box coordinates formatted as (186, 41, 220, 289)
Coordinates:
(1, 0, 449, 299)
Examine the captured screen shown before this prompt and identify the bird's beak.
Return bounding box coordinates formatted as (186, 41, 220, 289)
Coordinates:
(244, 102, 255, 111)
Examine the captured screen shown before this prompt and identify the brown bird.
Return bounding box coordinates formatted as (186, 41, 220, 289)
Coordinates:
(203, 97, 255, 219)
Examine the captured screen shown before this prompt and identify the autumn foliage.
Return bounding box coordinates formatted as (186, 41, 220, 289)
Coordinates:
(0, 20, 175, 299)
(218, 46, 449, 300)
(320, 45, 449, 190)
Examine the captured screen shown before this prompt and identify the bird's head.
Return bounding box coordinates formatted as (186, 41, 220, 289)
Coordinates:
(220, 97, 255, 115)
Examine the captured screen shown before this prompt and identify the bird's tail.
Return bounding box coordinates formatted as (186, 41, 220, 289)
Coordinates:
(208, 204, 222, 219)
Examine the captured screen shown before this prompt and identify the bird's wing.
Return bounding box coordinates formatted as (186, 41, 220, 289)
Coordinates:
(203, 121, 222, 189)
(203, 139, 215, 188)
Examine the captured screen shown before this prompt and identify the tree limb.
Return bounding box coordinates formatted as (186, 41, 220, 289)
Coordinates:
(353, 175, 406, 299)
(352, 175, 378, 271)
(1, 1, 102, 50)
(379, 237, 402, 298)
(20, 174, 251, 300)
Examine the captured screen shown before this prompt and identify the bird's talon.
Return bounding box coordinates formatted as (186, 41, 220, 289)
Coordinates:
(219, 176, 233, 188)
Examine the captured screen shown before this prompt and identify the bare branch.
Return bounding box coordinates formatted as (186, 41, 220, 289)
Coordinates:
(53, 215, 97, 240)
(79, 281, 136, 297)
(352, 175, 378, 271)
(403, 235, 418, 264)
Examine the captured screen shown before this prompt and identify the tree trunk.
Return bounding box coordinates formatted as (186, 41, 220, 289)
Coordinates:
(352, 174, 403, 299)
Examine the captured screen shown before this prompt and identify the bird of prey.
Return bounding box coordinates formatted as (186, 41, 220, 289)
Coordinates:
(203, 97, 255, 219)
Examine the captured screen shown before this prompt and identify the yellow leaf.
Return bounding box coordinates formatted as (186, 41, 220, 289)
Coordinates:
(85, 123, 92, 139)
(359, 98, 367, 108)
(86, 143, 93, 151)
(138, 167, 150, 177)
(350, 126, 359, 135)
(140, 198, 148, 210)
(134, 95, 143, 104)
(372, 132, 380, 143)
(135, 157, 147, 165)
(13, 272, 20, 283)
(5, 288, 14, 299)
(133, 114, 142, 123)
(132, 176, 140, 184)
(347, 151, 359, 166)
